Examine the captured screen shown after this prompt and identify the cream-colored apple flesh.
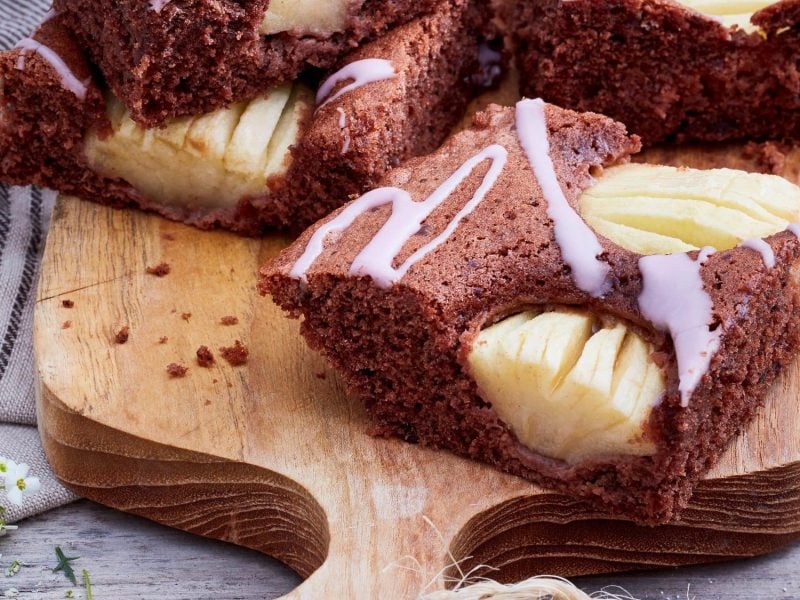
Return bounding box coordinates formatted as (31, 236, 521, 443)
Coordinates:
(85, 83, 313, 211)
(469, 162, 800, 465)
(581, 163, 800, 254)
(469, 311, 663, 465)
(260, 0, 350, 36)
(680, 0, 775, 32)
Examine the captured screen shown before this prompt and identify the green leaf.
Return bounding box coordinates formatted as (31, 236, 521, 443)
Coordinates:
(52, 546, 80, 585)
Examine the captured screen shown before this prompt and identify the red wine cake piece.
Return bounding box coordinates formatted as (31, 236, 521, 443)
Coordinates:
(51, 0, 448, 126)
(0, 2, 499, 235)
(501, 0, 800, 146)
(261, 100, 800, 524)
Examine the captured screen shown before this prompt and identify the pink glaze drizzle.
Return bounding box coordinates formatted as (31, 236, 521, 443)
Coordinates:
(149, 0, 170, 12)
(290, 144, 508, 287)
(316, 59, 396, 107)
(740, 238, 775, 268)
(515, 98, 611, 297)
(41, 9, 58, 24)
(14, 38, 88, 100)
(638, 247, 720, 407)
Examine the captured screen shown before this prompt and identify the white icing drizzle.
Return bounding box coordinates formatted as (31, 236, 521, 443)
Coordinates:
(336, 107, 351, 155)
(14, 38, 88, 100)
(515, 98, 611, 297)
(316, 58, 396, 107)
(740, 238, 775, 268)
(788, 223, 800, 238)
(149, 0, 170, 12)
(638, 247, 720, 408)
(290, 144, 508, 287)
(41, 9, 58, 24)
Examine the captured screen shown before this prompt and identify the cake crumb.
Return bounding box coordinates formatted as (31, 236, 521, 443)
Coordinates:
(162, 232, 175, 241)
(315, 372, 327, 380)
(61, 320, 72, 330)
(196, 345, 215, 368)
(220, 340, 249, 366)
(167, 363, 188, 378)
(204, 399, 212, 406)
(115, 326, 130, 344)
(181, 312, 192, 321)
(158, 336, 168, 344)
(220, 315, 239, 326)
(743, 141, 789, 175)
(61, 299, 74, 308)
(212, 379, 219, 384)
(146, 262, 171, 277)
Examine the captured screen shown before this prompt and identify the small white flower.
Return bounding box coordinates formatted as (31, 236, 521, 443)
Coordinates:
(2, 461, 41, 507)
(0, 524, 18, 537)
(0, 458, 8, 482)
(5, 560, 20, 578)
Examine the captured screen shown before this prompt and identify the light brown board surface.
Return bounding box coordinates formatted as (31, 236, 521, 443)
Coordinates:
(34, 144, 800, 595)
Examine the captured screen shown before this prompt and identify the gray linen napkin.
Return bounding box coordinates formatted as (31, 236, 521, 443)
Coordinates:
(1, 2, 78, 523)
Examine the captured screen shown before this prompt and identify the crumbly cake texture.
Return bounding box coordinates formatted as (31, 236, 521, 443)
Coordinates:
(53, 0, 443, 126)
(501, 0, 800, 146)
(261, 103, 800, 524)
(0, 2, 496, 234)
(263, 0, 498, 229)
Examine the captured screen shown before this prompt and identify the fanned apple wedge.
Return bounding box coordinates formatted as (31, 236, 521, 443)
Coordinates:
(468, 162, 800, 465)
(680, 0, 774, 31)
(469, 311, 661, 464)
(581, 164, 800, 254)
(85, 83, 314, 211)
(260, 0, 350, 35)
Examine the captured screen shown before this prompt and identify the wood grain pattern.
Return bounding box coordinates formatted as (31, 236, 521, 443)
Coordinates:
(33, 144, 800, 597)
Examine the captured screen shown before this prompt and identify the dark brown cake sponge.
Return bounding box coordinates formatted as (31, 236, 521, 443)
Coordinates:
(0, 17, 106, 190)
(53, 0, 444, 127)
(261, 103, 800, 523)
(265, 0, 498, 230)
(501, 0, 800, 146)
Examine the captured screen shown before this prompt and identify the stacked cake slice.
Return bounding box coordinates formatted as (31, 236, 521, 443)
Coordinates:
(261, 100, 800, 524)
(501, 0, 800, 145)
(0, 0, 501, 234)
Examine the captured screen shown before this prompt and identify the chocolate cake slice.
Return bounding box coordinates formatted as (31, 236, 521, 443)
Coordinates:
(261, 100, 800, 524)
(0, 1, 499, 234)
(501, 0, 800, 145)
(51, 0, 447, 126)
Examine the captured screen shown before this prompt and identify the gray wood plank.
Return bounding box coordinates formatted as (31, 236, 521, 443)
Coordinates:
(0, 501, 299, 599)
(2, 501, 799, 599)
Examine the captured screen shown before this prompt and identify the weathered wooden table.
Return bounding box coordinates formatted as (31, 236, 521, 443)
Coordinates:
(2, 500, 799, 599)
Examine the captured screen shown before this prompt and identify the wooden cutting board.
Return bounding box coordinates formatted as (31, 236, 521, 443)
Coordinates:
(34, 142, 800, 598)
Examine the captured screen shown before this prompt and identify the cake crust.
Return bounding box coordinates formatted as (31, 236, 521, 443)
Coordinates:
(261, 102, 800, 524)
